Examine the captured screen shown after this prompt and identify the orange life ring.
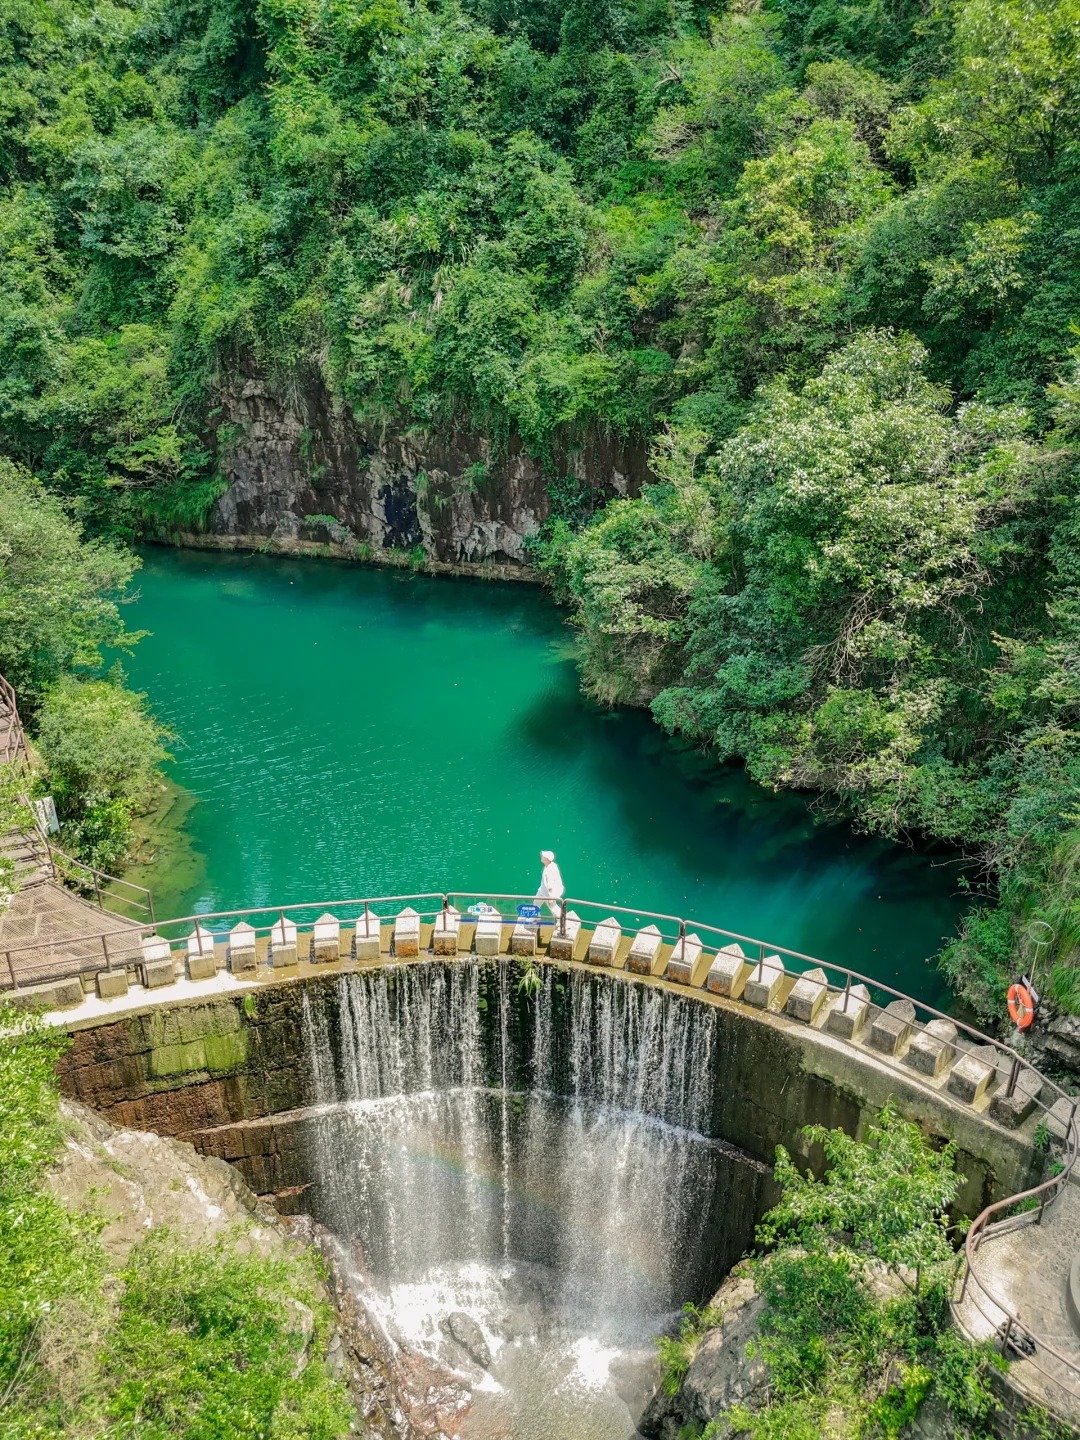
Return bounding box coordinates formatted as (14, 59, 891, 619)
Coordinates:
(1008, 983, 1035, 1030)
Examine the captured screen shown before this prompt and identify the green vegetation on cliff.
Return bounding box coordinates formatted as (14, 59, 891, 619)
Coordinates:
(660, 1103, 1044, 1438)
(0, 1004, 353, 1439)
(0, 461, 168, 874)
(2, 0, 1080, 1008)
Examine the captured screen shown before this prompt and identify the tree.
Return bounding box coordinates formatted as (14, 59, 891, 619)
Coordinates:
(653, 329, 1035, 840)
(0, 460, 139, 709)
(759, 1099, 961, 1301)
(34, 678, 171, 871)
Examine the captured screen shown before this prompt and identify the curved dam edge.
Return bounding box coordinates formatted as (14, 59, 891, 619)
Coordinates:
(56, 954, 1042, 1222)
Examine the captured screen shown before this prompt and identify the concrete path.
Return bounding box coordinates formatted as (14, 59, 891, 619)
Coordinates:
(0, 881, 140, 989)
(955, 1183, 1080, 1425)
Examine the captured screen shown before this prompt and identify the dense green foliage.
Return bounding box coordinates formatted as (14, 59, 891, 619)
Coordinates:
(0, 460, 167, 869)
(662, 1104, 1008, 1438)
(3, 0, 1080, 1008)
(35, 677, 171, 869)
(0, 460, 137, 708)
(0, 1003, 353, 1438)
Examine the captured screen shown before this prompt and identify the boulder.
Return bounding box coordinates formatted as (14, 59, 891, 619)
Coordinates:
(639, 1264, 770, 1439)
(440, 1311, 492, 1370)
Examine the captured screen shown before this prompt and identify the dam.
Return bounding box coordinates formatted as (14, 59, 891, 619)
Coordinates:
(11, 889, 1076, 1434)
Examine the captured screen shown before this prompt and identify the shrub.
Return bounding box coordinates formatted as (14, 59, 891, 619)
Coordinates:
(35, 678, 171, 871)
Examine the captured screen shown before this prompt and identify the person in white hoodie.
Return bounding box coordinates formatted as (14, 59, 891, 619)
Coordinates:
(536, 849, 564, 917)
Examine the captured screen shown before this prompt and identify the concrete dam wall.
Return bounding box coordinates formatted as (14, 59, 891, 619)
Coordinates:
(57, 950, 1041, 1231)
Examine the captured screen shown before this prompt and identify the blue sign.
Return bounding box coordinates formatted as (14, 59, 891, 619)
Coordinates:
(517, 904, 541, 920)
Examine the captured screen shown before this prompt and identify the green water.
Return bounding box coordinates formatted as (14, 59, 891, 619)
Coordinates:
(124, 547, 969, 1004)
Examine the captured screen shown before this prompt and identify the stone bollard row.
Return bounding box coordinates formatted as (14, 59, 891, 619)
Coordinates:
(556, 920, 1046, 1133)
(57, 907, 1049, 1135)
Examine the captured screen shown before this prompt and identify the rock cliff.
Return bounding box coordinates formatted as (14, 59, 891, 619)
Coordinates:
(638, 1262, 771, 1439)
(51, 1099, 417, 1437)
(187, 369, 649, 570)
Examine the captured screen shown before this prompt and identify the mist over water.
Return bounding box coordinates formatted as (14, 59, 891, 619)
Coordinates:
(295, 964, 767, 1438)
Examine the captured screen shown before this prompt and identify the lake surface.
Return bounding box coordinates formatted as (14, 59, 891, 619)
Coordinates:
(124, 546, 969, 1003)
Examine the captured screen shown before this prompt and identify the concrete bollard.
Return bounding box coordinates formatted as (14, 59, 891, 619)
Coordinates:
(785, 967, 829, 1024)
(588, 917, 622, 966)
(353, 910, 382, 961)
(15, 976, 85, 1010)
(142, 935, 178, 988)
(228, 921, 258, 976)
(869, 999, 916, 1057)
(666, 933, 703, 985)
(474, 911, 503, 957)
(270, 916, 298, 969)
(947, 1044, 1002, 1105)
(904, 1017, 957, 1077)
(394, 907, 421, 958)
(547, 910, 581, 961)
(96, 968, 129, 1000)
(510, 919, 537, 956)
(185, 928, 216, 981)
(706, 944, 749, 998)
(312, 913, 342, 963)
(433, 906, 461, 957)
(627, 924, 663, 975)
(1046, 1095, 1074, 1142)
(743, 955, 785, 1010)
(141, 934, 178, 990)
(989, 1063, 1042, 1128)
(825, 983, 871, 1040)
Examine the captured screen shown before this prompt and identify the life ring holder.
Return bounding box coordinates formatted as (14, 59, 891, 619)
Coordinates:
(1007, 981, 1035, 1030)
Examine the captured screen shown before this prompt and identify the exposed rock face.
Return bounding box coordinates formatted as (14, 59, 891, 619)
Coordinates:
(440, 1311, 493, 1370)
(639, 1262, 771, 1439)
(195, 369, 649, 568)
(50, 1098, 282, 1260)
(51, 1100, 416, 1438)
(1026, 1005, 1080, 1079)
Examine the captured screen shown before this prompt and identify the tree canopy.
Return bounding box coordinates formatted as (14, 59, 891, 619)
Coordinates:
(3, 0, 1080, 1009)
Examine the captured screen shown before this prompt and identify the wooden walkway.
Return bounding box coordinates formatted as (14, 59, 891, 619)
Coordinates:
(0, 670, 146, 990)
(0, 881, 141, 989)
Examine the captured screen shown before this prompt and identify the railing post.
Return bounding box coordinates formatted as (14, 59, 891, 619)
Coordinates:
(842, 973, 851, 1013)
(92, 869, 103, 909)
(1007, 1055, 1020, 1098)
(959, 1261, 970, 1303)
(679, 919, 686, 942)
(5, 950, 14, 989)
(101, 932, 111, 971)
(560, 899, 567, 938)
(148, 890, 156, 925)
(999, 1316, 1013, 1356)
(757, 940, 765, 982)
(1037, 1189, 1047, 1225)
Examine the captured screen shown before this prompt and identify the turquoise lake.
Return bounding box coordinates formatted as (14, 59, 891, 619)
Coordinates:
(123, 546, 970, 1004)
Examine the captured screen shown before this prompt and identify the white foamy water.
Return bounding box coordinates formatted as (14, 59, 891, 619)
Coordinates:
(296, 962, 769, 1438)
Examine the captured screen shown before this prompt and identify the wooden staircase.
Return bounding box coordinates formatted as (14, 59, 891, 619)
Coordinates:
(0, 673, 54, 890)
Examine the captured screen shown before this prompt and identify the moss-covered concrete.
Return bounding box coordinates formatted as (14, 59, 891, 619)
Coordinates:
(57, 957, 1041, 1222)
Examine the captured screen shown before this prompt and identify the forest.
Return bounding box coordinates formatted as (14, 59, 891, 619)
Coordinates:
(1, 0, 1079, 1016)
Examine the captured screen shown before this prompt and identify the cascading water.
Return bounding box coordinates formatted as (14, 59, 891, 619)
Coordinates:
(296, 962, 769, 1438)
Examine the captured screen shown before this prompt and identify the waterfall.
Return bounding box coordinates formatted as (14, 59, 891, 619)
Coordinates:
(294, 961, 765, 1334)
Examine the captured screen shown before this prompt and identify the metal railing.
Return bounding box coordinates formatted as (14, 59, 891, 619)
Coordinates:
(48, 844, 155, 923)
(1, 885, 1077, 1404)
(0, 669, 153, 921)
(0, 674, 27, 765)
